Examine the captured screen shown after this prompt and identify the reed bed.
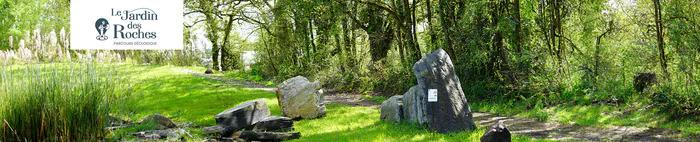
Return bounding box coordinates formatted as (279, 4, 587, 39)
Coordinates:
(0, 63, 130, 141)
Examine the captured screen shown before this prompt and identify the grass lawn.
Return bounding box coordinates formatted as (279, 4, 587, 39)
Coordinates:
(111, 64, 546, 141)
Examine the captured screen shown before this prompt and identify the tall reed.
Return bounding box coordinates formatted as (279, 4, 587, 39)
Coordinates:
(0, 63, 129, 141)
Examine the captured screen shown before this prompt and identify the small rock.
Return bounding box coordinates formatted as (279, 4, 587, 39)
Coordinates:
(131, 130, 170, 140)
(238, 131, 301, 141)
(107, 115, 130, 127)
(480, 121, 511, 142)
(276, 76, 326, 119)
(131, 128, 191, 141)
(106, 126, 130, 131)
(380, 95, 403, 123)
(214, 99, 271, 137)
(202, 137, 246, 142)
(205, 68, 214, 74)
(252, 116, 294, 132)
(203, 126, 226, 134)
(180, 121, 200, 128)
(139, 113, 177, 129)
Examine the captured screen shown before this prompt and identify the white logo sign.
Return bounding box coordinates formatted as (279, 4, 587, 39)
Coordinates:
(428, 89, 438, 102)
(71, 0, 183, 50)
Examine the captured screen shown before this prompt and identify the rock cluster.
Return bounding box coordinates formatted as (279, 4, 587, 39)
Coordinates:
(214, 99, 271, 136)
(108, 114, 193, 140)
(380, 49, 477, 134)
(205, 99, 300, 141)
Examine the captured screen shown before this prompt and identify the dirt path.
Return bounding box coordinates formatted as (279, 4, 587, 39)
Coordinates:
(180, 68, 692, 141)
(178, 68, 381, 109)
(472, 113, 689, 141)
(178, 68, 276, 92)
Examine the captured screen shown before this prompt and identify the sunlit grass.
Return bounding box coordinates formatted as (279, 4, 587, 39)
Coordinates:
(113, 65, 281, 125)
(292, 104, 547, 142)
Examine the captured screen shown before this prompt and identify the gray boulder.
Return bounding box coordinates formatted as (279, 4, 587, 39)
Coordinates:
(405, 49, 477, 133)
(205, 68, 214, 74)
(214, 99, 270, 137)
(202, 126, 225, 134)
(276, 76, 326, 119)
(380, 95, 404, 123)
(402, 86, 429, 124)
(252, 116, 294, 132)
(239, 131, 301, 141)
(480, 121, 511, 142)
(138, 113, 177, 129)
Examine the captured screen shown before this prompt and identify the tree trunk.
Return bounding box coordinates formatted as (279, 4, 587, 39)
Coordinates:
(514, 0, 522, 54)
(426, 0, 436, 47)
(438, 0, 455, 58)
(652, 0, 668, 77)
(220, 15, 236, 71)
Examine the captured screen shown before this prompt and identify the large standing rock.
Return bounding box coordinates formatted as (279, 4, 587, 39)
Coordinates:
(405, 49, 477, 133)
(276, 76, 326, 119)
(214, 99, 270, 137)
(251, 116, 294, 132)
(380, 95, 404, 123)
(480, 121, 511, 142)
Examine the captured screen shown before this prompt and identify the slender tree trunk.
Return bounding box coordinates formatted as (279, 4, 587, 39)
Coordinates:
(221, 15, 236, 71)
(261, 33, 277, 74)
(491, 0, 508, 70)
(653, 0, 668, 77)
(514, 0, 522, 54)
(438, 0, 455, 57)
(411, 0, 420, 59)
(308, 19, 317, 63)
(426, 0, 436, 46)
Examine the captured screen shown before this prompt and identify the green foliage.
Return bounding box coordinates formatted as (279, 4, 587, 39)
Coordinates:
(0, 0, 69, 50)
(0, 63, 130, 141)
(128, 27, 206, 66)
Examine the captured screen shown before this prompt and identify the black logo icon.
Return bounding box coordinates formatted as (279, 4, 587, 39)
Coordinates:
(95, 18, 110, 41)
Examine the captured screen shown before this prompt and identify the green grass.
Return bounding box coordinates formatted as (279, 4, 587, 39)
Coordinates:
(0, 63, 129, 141)
(119, 65, 281, 125)
(111, 65, 546, 141)
(292, 104, 546, 142)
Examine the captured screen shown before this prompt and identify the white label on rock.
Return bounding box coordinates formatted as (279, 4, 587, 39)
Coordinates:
(428, 89, 438, 102)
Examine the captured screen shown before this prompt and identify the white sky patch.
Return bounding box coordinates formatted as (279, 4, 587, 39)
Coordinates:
(606, 0, 637, 13)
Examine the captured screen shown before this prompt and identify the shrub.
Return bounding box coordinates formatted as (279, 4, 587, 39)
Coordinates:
(0, 63, 129, 141)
